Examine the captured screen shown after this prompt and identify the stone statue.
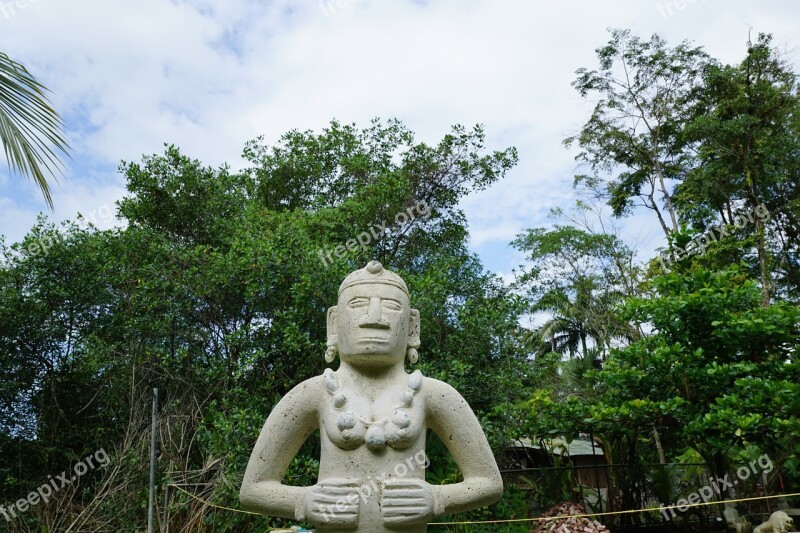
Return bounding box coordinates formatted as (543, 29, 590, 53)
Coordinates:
(753, 511, 794, 533)
(240, 261, 503, 532)
(724, 503, 753, 533)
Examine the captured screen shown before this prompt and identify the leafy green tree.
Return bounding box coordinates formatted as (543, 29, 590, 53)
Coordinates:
(518, 266, 800, 520)
(607, 267, 798, 477)
(677, 33, 800, 303)
(0, 52, 69, 208)
(571, 30, 800, 304)
(565, 29, 710, 236)
(512, 224, 639, 370)
(0, 119, 530, 530)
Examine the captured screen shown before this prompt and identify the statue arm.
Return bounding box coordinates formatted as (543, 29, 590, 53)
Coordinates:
(239, 376, 320, 520)
(425, 379, 504, 516)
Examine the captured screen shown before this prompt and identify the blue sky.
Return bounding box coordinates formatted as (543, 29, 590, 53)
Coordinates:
(2, 0, 799, 278)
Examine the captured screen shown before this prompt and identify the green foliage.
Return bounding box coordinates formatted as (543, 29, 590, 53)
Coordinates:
(514, 33, 800, 523)
(566, 28, 710, 234)
(519, 266, 799, 502)
(677, 32, 800, 300)
(0, 119, 526, 529)
(512, 222, 640, 378)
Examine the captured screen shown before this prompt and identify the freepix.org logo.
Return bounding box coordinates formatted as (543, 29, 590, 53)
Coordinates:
(659, 203, 770, 270)
(659, 454, 773, 520)
(0, 448, 110, 522)
(0, 0, 37, 19)
(317, 200, 430, 268)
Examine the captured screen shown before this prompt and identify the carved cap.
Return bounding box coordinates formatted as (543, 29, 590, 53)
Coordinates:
(338, 261, 409, 297)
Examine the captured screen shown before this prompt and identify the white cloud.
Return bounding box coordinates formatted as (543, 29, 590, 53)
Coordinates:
(1, 0, 799, 272)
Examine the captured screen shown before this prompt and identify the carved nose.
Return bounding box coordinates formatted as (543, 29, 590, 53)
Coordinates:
(358, 297, 390, 329)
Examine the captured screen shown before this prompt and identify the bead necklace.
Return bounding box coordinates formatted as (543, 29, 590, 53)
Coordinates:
(323, 368, 423, 451)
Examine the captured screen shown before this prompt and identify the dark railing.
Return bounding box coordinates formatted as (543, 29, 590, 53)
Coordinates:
(499, 459, 785, 532)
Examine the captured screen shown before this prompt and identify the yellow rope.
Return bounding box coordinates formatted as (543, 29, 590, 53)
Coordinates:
(170, 485, 800, 527)
(429, 492, 800, 526)
(171, 485, 262, 515)
(171, 485, 288, 532)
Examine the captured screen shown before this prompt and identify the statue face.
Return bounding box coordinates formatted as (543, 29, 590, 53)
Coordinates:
(335, 282, 410, 367)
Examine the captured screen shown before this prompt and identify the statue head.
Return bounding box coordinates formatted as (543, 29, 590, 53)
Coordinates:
(326, 261, 420, 367)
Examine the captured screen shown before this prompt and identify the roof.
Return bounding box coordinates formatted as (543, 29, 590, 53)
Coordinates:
(510, 437, 605, 457)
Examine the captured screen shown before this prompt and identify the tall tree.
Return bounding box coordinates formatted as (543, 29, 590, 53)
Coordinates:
(565, 29, 710, 237)
(0, 52, 69, 208)
(518, 266, 800, 520)
(512, 224, 638, 370)
(677, 33, 800, 304)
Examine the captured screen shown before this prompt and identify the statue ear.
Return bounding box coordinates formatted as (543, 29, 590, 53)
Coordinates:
(408, 308, 420, 349)
(324, 306, 339, 364)
(326, 306, 338, 347)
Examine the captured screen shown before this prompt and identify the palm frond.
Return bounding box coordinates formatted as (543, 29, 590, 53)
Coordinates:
(0, 52, 70, 208)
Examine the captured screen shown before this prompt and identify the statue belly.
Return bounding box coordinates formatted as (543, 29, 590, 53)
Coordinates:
(315, 440, 431, 532)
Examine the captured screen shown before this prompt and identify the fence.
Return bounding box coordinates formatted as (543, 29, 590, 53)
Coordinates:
(499, 460, 789, 531)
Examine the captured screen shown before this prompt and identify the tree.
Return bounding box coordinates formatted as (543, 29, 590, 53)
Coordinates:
(677, 33, 800, 304)
(595, 267, 799, 481)
(0, 52, 69, 208)
(0, 119, 531, 530)
(570, 30, 800, 304)
(518, 266, 800, 522)
(565, 29, 710, 237)
(512, 223, 639, 369)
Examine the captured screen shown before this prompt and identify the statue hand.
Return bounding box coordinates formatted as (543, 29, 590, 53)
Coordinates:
(380, 477, 434, 526)
(302, 478, 360, 527)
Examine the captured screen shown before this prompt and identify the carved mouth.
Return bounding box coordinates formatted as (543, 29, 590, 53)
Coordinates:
(358, 337, 389, 343)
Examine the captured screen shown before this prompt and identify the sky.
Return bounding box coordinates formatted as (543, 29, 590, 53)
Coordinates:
(1, 0, 799, 279)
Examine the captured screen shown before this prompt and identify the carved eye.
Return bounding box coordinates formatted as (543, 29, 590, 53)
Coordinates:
(347, 298, 369, 309)
(383, 299, 402, 311)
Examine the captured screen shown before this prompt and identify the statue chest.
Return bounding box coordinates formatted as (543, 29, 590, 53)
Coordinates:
(320, 369, 425, 452)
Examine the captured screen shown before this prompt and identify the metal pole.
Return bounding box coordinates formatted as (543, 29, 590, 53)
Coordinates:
(148, 387, 158, 533)
(163, 484, 170, 533)
(590, 432, 603, 513)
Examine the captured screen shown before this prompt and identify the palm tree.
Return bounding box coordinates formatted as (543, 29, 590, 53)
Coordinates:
(525, 278, 638, 371)
(527, 289, 588, 358)
(0, 52, 69, 208)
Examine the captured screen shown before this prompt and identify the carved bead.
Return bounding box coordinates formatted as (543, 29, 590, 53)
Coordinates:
(408, 370, 422, 391)
(365, 425, 386, 450)
(392, 409, 411, 428)
(324, 369, 338, 394)
(337, 412, 356, 431)
(365, 261, 383, 274)
(333, 393, 347, 408)
(401, 391, 414, 407)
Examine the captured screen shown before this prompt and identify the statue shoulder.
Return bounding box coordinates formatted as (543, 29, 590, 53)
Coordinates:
(420, 375, 464, 400)
(280, 374, 325, 405)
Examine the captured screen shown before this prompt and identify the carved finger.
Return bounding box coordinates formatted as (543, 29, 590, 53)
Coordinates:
(319, 478, 361, 488)
(383, 495, 428, 506)
(311, 496, 358, 507)
(383, 507, 427, 517)
(313, 488, 360, 498)
(383, 480, 427, 490)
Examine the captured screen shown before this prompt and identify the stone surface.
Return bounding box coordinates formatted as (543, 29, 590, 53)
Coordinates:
(753, 511, 794, 533)
(531, 502, 610, 533)
(724, 503, 753, 533)
(240, 261, 503, 532)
